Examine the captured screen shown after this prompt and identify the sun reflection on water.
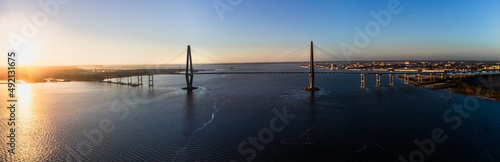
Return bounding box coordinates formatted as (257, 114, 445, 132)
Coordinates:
(15, 84, 54, 160)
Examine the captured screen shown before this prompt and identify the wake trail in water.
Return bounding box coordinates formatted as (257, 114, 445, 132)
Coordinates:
(474, 135, 494, 162)
(172, 89, 224, 161)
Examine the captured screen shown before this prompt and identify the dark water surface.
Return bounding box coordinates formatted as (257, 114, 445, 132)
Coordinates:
(2, 69, 500, 161)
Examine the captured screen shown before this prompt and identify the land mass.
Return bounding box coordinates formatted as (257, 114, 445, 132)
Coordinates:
(399, 74, 500, 101)
(0, 66, 198, 83)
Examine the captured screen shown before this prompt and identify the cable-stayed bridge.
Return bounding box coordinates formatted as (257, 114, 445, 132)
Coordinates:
(102, 42, 499, 90)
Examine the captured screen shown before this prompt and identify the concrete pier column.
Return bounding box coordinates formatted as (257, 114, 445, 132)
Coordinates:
(376, 74, 381, 87)
(389, 74, 394, 86)
(360, 74, 366, 88)
(148, 75, 154, 86)
(404, 74, 409, 85)
(138, 76, 143, 85)
(417, 73, 422, 83)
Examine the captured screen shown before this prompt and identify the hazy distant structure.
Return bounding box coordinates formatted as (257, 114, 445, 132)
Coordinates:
(304, 41, 320, 91)
(182, 45, 198, 90)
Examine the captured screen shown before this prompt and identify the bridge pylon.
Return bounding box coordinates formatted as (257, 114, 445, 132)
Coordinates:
(182, 45, 198, 90)
(304, 41, 320, 91)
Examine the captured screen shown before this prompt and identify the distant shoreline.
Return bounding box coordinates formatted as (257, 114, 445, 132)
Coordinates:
(0, 66, 205, 83)
(399, 74, 500, 101)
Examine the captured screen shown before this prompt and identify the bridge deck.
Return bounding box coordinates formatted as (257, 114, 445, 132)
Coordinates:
(100, 71, 491, 77)
(193, 71, 444, 75)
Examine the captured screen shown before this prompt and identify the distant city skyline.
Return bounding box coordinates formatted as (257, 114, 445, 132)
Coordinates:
(1, 0, 499, 66)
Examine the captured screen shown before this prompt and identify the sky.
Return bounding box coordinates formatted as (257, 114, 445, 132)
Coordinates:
(1, 0, 500, 66)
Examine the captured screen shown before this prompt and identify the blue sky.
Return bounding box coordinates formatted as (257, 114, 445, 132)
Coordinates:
(1, 0, 499, 65)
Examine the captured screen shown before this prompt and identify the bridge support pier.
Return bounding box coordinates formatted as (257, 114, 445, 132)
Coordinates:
(360, 74, 366, 88)
(128, 77, 131, 85)
(417, 73, 422, 83)
(430, 73, 434, 82)
(183, 45, 198, 90)
(389, 74, 394, 86)
(148, 75, 154, 86)
(138, 76, 143, 85)
(305, 41, 320, 91)
(441, 73, 444, 80)
(376, 74, 381, 87)
(404, 74, 409, 85)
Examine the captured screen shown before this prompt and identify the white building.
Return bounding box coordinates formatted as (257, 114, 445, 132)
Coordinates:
(422, 69, 445, 73)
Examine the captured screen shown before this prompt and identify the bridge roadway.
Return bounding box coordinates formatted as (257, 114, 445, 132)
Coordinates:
(193, 71, 438, 75)
(99, 71, 486, 77)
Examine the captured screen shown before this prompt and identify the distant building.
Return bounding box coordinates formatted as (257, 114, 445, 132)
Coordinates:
(423, 69, 445, 73)
(486, 65, 500, 70)
(395, 69, 418, 72)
